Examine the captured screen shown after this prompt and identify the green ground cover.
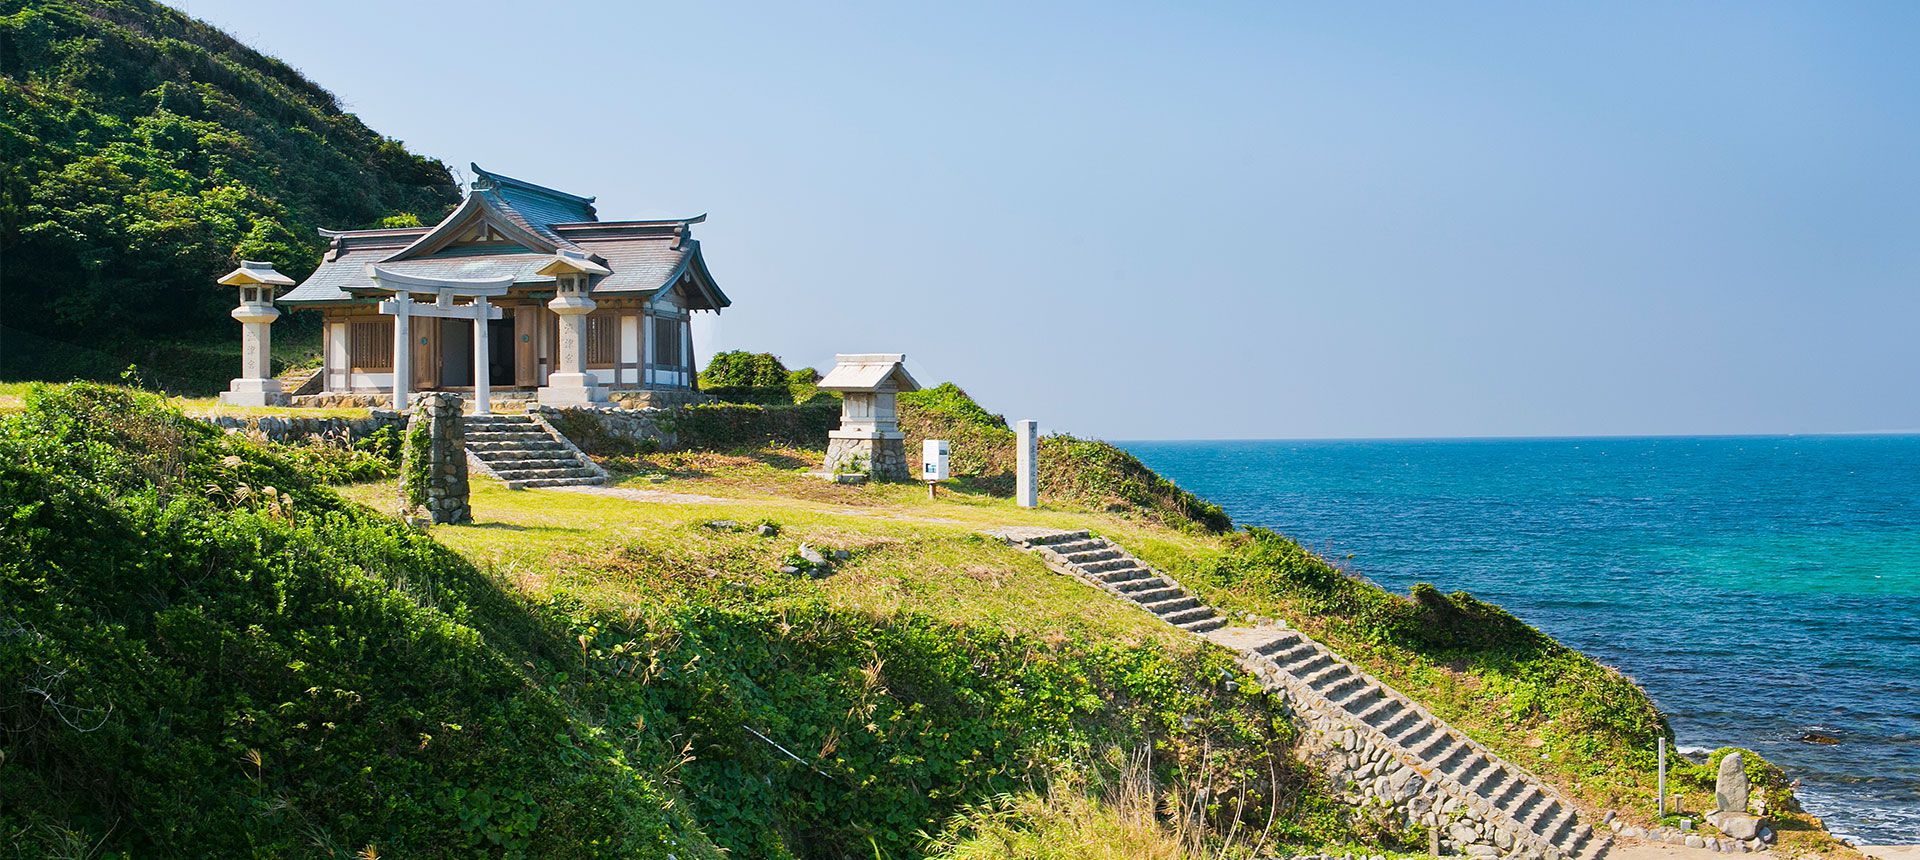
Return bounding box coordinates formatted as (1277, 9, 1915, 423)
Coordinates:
(2, 384, 1354, 859)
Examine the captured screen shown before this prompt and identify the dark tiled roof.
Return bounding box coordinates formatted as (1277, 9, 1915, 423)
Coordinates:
(283, 167, 729, 309)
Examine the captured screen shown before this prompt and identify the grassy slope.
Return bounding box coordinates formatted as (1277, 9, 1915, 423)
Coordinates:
(1, 384, 1350, 859)
(1, 382, 1850, 857)
(662, 385, 1848, 854)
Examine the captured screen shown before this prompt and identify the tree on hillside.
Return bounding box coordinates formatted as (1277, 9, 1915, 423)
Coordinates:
(0, 0, 459, 347)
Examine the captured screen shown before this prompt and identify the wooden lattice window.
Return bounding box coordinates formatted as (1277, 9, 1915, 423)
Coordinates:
(652, 316, 683, 368)
(348, 319, 393, 371)
(585, 313, 618, 368)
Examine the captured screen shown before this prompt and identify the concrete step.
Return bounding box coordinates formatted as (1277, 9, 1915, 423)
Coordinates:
(509, 475, 604, 489)
(492, 466, 598, 481)
(1026, 530, 1089, 546)
(483, 457, 587, 472)
(1063, 548, 1120, 564)
(1180, 616, 1227, 634)
(1159, 606, 1216, 626)
(1139, 595, 1200, 616)
(467, 439, 568, 452)
(468, 432, 552, 444)
(1114, 580, 1171, 599)
(1129, 586, 1185, 605)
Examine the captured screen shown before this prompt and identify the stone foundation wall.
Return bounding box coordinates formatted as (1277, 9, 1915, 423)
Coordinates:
(608, 388, 717, 409)
(205, 411, 401, 444)
(823, 436, 908, 481)
(534, 405, 675, 454)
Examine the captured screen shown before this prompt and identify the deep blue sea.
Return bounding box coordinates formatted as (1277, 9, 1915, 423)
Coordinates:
(1123, 436, 1920, 844)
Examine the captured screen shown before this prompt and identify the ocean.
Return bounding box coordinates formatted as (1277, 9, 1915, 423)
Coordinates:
(1122, 436, 1920, 844)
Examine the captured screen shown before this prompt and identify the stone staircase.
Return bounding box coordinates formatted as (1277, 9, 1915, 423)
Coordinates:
(993, 527, 1609, 860)
(1011, 528, 1228, 634)
(464, 414, 606, 489)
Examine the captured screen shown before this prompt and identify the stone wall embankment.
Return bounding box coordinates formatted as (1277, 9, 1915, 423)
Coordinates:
(204, 411, 401, 444)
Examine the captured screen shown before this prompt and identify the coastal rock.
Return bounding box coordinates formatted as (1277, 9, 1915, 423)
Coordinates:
(1686, 835, 1706, 850)
(1717, 814, 1761, 841)
(1716, 752, 1750, 813)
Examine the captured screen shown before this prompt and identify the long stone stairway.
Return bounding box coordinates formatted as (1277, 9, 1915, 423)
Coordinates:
(464, 414, 606, 489)
(992, 527, 1609, 860)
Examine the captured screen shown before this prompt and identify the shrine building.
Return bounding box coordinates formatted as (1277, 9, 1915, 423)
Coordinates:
(272, 164, 729, 410)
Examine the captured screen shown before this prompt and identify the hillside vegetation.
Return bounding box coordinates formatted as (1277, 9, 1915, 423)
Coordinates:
(0, 0, 458, 389)
(1, 383, 1364, 858)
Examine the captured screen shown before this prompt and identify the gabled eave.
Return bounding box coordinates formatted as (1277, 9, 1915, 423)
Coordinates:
(656, 239, 730, 311)
(380, 192, 569, 263)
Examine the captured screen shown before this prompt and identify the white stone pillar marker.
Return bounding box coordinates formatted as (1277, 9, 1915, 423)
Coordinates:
(471, 294, 491, 415)
(389, 292, 412, 411)
(216, 261, 294, 407)
(1016, 419, 1038, 508)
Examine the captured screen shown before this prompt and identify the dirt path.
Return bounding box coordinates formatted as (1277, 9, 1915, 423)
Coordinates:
(1859, 847, 1920, 860)
(550, 483, 970, 525)
(1605, 839, 1749, 860)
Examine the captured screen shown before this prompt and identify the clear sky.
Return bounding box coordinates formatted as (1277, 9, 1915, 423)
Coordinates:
(166, 1, 1920, 439)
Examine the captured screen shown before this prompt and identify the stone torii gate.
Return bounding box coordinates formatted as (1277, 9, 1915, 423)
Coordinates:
(368, 266, 509, 413)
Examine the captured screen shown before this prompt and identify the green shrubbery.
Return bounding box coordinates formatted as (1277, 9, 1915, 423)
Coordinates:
(0, 384, 711, 857)
(898, 383, 1231, 532)
(699, 351, 833, 405)
(0, 384, 1347, 857)
(663, 402, 842, 451)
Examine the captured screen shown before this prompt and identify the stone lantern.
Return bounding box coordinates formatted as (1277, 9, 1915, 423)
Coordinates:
(818, 353, 920, 481)
(217, 261, 294, 406)
(536, 249, 612, 407)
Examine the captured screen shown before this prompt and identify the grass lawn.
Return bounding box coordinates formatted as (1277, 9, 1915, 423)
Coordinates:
(342, 445, 1847, 854)
(341, 457, 1207, 650)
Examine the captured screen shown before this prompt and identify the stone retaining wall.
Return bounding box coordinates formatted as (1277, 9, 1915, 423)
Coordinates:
(535, 405, 676, 454)
(204, 411, 401, 444)
(1292, 691, 1520, 857)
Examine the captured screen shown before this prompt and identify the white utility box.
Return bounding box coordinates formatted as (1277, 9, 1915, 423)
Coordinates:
(922, 439, 950, 482)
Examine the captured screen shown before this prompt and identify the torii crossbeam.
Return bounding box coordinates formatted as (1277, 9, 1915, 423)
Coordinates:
(368, 266, 510, 413)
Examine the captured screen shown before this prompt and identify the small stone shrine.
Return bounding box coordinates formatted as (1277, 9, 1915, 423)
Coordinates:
(817, 353, 920, 482)
(1706, 750, 1764, 841)
(402, 391, 471, 524)
(216, 261, 295, 406)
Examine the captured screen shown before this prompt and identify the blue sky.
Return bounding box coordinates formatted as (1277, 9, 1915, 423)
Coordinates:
(167, 1, 1920, 439)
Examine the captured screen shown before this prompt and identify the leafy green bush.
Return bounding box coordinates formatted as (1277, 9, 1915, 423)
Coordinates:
(698, 352, 831, 405)
(0, 383, 716, 857)
(664, 402, 841, 451)
(701, 350, 793, 389)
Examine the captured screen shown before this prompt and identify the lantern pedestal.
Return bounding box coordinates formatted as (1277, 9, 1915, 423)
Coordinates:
(217, 264, 294, 406)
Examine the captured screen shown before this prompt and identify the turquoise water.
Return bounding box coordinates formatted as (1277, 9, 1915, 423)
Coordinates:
(1122, 436, 1920, 843)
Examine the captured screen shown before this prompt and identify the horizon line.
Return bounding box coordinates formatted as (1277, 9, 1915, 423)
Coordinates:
(1108, 429, 1920, 444)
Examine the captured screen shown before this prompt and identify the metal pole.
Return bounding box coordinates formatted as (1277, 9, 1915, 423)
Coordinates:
(1657, 735, 1667, 818)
